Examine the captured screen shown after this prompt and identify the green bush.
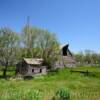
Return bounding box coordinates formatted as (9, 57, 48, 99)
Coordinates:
(52, 88, 70, 100)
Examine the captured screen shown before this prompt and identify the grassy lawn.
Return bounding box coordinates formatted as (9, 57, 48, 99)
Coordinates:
(0, 67, 100, 100)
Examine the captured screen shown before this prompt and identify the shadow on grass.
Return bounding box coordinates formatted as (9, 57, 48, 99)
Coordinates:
(0, 75, 12, 80)
(23, 76, 33, 80)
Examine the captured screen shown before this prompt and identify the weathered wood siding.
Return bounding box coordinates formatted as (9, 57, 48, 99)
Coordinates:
(16, 58, 47, 76)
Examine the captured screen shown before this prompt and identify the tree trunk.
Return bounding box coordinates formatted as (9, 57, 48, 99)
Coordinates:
(3, 62, 8, 78)
(3, 68, 7, 78)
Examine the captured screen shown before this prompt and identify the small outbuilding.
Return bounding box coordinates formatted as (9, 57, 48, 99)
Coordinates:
(16, 58, 47, 76)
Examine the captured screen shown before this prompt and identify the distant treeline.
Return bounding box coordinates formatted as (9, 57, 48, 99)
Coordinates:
(74, 50, 100, 66)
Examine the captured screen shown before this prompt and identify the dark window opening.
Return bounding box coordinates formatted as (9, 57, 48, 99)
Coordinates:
(62, 45, 68, 56)
(40, 69, 42, 73)
(62, 44, 72, 56)
(32, 69, 34, 73)
(62, 48, 67, 55)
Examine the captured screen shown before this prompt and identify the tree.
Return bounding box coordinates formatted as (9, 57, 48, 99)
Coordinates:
(0, 27, 20, 77)
(22, 25, 60, 69)
(75, 50, 100, 66)
(97, 54, 100, 64)
(37, 30, 60, 68)
(22, 25, 38, 57)
(75, 51, 84, 64)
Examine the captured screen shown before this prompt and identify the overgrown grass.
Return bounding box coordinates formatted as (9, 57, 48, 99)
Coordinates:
(0, 67, 100, 100)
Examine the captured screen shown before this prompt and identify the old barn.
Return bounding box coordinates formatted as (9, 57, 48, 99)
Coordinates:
(54, 44, 76, 68)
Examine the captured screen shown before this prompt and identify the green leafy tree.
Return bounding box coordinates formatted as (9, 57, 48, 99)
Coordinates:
(37, 29, 60, 68)
(75, 51, 84, 64)
(22, 25, 38, 57)
(0, 27, 20, 77)
(75, 50, 100, 66)
(22, 25, 60, 69)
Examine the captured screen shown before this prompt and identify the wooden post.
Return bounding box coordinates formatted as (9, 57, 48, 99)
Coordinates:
(86, 70, 89, 76)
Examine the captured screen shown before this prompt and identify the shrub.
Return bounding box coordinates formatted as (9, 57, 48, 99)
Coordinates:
(52, 88, 70, 100)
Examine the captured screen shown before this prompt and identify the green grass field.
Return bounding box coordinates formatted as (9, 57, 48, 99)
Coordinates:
(0, 66, 100, 100)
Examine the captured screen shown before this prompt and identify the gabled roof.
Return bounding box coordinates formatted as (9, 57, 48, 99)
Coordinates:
(23, 58, 43, 65)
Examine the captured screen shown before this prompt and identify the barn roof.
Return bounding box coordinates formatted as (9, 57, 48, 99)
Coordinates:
(63, 56, 76, 63)
(60, 44, 69, 49)
(23, 58, 43, 65)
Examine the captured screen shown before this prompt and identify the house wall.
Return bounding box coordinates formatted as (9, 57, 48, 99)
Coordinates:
(16, 61, 47, 76)
(34, 67, 41, 73)
(41, 66, 47, 74)
(16, 62, 28, 75)
(26, 65, 47, 76)
(26, 65, 33, 75)
(66, 63, 76, 68)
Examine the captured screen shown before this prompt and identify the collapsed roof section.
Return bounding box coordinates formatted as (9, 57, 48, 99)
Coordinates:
(61, 44, 73, 56)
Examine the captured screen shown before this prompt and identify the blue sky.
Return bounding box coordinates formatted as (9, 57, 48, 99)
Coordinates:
(0, 0, 100, 53)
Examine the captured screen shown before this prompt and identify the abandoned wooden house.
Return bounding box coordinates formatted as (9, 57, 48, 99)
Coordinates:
(54, 44, 76, 68)
(16, 58, 47, 76)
